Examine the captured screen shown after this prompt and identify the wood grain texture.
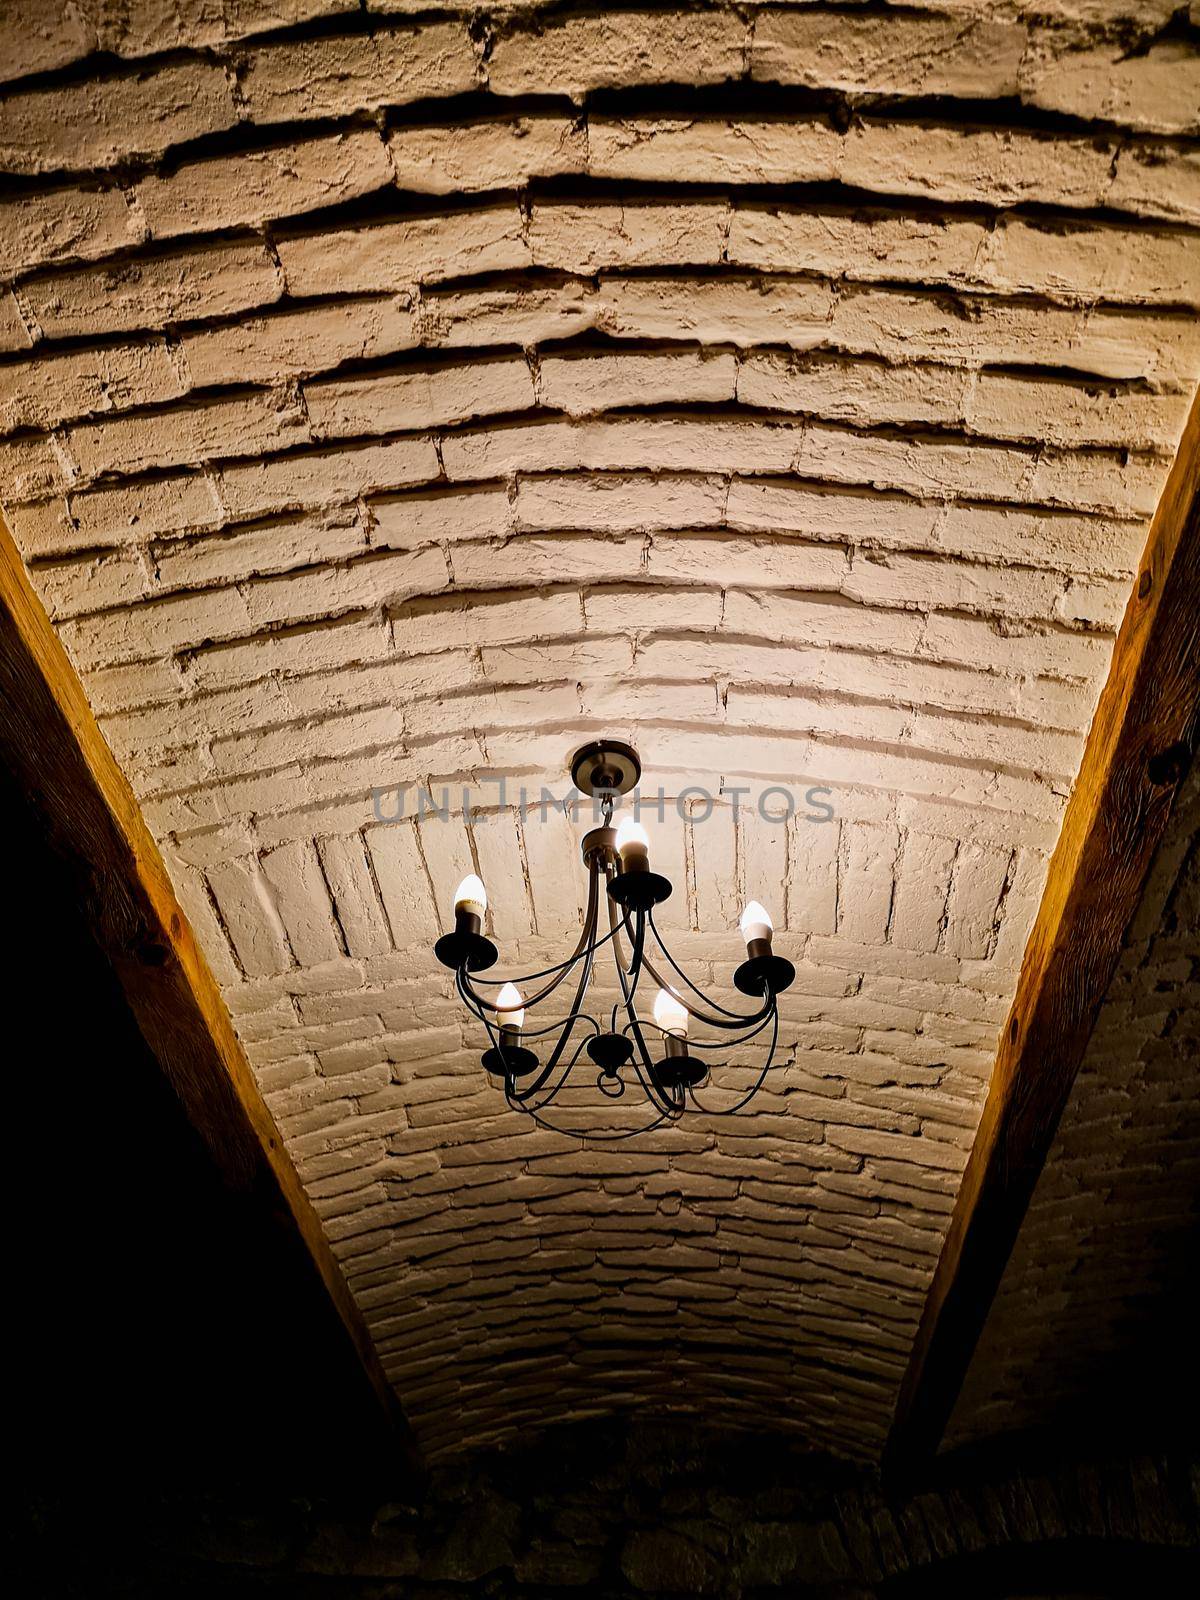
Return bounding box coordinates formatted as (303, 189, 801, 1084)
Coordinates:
(885, 388, 1200, 1477)
(0, 511, 416, 1464)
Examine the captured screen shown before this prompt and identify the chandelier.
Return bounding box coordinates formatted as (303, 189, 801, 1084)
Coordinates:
(434, 742, 795, 1134)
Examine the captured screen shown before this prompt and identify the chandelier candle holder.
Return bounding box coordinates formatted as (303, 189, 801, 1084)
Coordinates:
(434, 741, 796, 1135)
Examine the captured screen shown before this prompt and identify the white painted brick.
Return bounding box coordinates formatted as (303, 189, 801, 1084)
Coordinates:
(0, 0, 94, 83)
(0, 59, 237, 175)
(529, 200, 727, 273)
(237, 20, 477, 123)
(366, 820, 439, 948)
(787, 815, 840, 937)
(68, 388, 310, 480)
(182, 298, 417, 388)
(541, 348, 739, 416)
(943, 843, 1013, 959)
(5, 3, 1187, 1463)
(488, 9, 746, 99)
(890, 835, 958, 953)
(1019, 36, 1200, 136)
(1, 340, 184, 435)
(27, 237, 283, 344)
(470, 811, 533, 941)
(32, 549, 148, 620)
(0, 291, 32, 352)
(514, 472, 727, 533)
(135, 131, 393, 239)
(305, 355, 536, 439)
(752, 12, 1025, 100)
(217, 435, 440, 521)
(207, 856, 293, 977)
(0, 438, 69, 507)
(838, 823, 900, 945)
(260, 840, 345, 966)
(276, 206, 529, 297)
(0, 183, 143, 279)
(389, 115, 586, 194)
(154, 511, 368, 592)
(370, 484, 513, 551)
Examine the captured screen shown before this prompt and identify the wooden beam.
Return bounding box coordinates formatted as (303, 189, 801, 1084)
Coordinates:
(0, 513, 417, 1468)
(885, 390, 1200, 1476)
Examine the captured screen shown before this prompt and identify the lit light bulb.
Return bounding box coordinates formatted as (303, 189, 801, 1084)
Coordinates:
(453, 874, 487, 917)
(496, 981, 525, 1032)
(740, 900, 774, 946)
(653, 987, 689, 1039)
(615, 817, 650, 865)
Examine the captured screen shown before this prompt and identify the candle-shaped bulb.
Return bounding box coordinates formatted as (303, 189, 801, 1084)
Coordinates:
(453, 874, 487, 917)
(653, 987, 689, 1039)
(496, 981, 525, 1031)
(615, 817, 650, 865)
(740, 900, 774, 945)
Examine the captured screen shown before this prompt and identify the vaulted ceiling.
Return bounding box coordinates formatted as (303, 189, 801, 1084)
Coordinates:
(1, 0, 1197, 1464)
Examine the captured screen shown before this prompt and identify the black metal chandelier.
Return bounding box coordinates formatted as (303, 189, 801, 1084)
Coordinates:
(434, 742, 795, 1135)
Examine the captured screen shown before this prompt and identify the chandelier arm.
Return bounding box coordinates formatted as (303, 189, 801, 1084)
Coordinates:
(605, 883, 655, 1074)
(540, 920, 601, 1075)
(456, 970, 603, 1042)
(634, 1005, 777, 1053)
(466, 860, 606, 1003)
(688, 999, 781, 1116)
(604, 884, 677, 1117)
(509, 1091, 672, 1142)
(625, 908, 772, 1030)
(505, 1031, 593, 1111)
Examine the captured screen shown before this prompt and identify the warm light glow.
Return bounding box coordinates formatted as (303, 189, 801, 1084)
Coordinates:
(453, 873, 487, 916)
(615, 817, 650, 859)
(740, 900, 774, 942)
(653, 988, 689, 1039)
(496, 981, 525, 1031)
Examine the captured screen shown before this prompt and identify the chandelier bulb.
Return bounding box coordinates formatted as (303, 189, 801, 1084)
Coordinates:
(454, 873, 488, 917)
(496, 981, 525, 1032)
(653, 987, 689, 1039)
(740, 900, 774, 947)
(615, 816, 650, 866)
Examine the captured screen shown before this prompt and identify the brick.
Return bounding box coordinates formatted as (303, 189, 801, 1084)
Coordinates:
(0, 184, 142, 279)
(488, 9, 746, 99)
(0, 439, 69, 507)
(0, 291, 31, 352)
(154, 511, 368, 592)
(305, 355, 536, 439)
(389, 115, 586, 194)
(260, 840, 345, 966)
(68, 388, 310, 480)
(1019, 37, 1200, 136)
(217, 435, 440, 521)
(207, 856, 293, 977)
(237, 20, 477, 123)
(0, 0, 95, 83)
(182, 298, 417, 388)
(752, 12, 1025, 100)
(540, 348, 739, 415)
(276, 206, 529, 297)
(25, 238, 283, 340)
(0, 59, 237, 175)
(529, 200, 727, 273)
(318, 834, 394, 959)
(1, 339, 187, 438)
(135, 131, 393, 240)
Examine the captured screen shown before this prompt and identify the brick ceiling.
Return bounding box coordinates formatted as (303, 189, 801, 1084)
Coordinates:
(2, 1, 1197, 1461)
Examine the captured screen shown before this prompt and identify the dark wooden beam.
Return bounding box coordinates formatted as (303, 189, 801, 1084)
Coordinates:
(885, 390, 1200, 1476)
(0, 514, 418, 1471)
